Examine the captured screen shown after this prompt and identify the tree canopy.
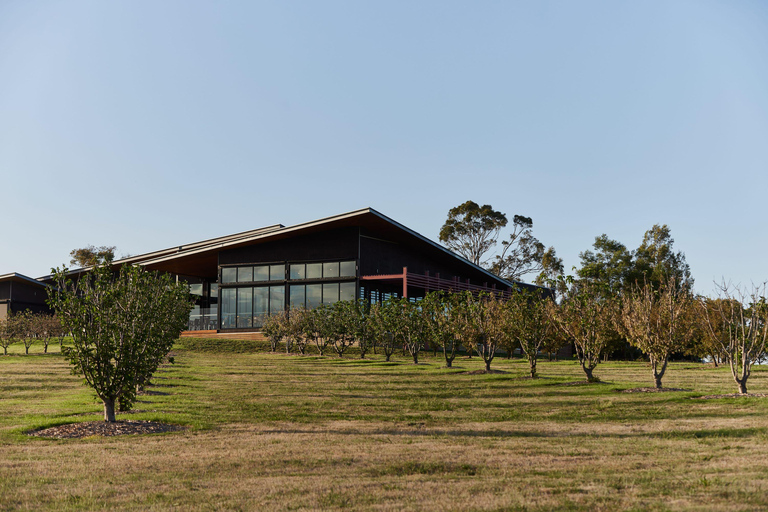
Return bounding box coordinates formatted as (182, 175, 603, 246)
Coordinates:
(69, 245, 117, 267)
(48, 263, 192, 421)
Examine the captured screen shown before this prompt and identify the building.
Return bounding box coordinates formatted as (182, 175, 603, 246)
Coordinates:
(0, 273, 51, 320)
(9, 208, 545, 331)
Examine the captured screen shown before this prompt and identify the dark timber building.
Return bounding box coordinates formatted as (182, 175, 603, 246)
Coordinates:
(9, 208, 543, 332)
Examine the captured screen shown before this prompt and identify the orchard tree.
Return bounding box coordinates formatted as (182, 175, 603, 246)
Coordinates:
(698, 283, 768, 394)
(371, 301, 398, 362)
(552, 281, 615, 382)
(439, 201, 508, 266)
(505, 289, 553, 378)
(328, 301, 357, 357)
(49, 263, 192, 422)
(0, 315, 15, 355)
(422, 292, 462, 368)
(303, 306, 331, 356)
(262, 311, 287, 352)
(619, 276, 695, 388)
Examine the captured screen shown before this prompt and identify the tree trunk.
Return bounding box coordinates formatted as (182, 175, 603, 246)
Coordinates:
(412, 352, 418, 364)
(385, 353, 391, 362)
(103, 398, 117, 422)
(485, 359, 491, 372)
(583, 364, 594, 382)
(652, 358, 668, 389)
(530, 358, 537, 378)
(737, 378, 748, 394)
(25, 345, 29, 355)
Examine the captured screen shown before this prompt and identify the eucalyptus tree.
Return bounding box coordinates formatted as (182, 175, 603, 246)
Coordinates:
(49, 263, 192, 422)
(505, 289, 554, 378)
(698, 283, 768, 394)
(439, 201, 508, 266)
(619, 276, 695, 388)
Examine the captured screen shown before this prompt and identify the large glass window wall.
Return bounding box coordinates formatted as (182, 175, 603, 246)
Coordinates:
(219, 260, 357, 328)
(290, 282, 355, 309)
(221, 264, 286, 284)
(221, 285, 287, 329)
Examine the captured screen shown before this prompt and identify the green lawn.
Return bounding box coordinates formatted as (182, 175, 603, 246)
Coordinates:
(1, 339, 767, 511)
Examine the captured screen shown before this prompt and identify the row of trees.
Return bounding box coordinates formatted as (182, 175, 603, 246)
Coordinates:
(262, 275, 768, 395)
(0, 311, 66, 355)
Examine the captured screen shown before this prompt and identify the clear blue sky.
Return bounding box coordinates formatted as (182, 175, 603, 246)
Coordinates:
(1, 1, 766, 295)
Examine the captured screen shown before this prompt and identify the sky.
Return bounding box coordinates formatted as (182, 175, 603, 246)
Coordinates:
(1, 0, 766, 295)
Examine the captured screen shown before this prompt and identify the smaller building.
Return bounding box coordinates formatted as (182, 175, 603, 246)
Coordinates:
(0, 273, 51, 320)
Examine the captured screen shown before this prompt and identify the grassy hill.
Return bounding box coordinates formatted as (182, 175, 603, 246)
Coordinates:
(1, 339, 767, 510)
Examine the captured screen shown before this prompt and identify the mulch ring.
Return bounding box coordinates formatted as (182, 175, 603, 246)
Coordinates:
(693, 393, 768, 400)
(462, 369, 509, 375)
(620, 387, 690, 393)
(28, 420, 187, 439)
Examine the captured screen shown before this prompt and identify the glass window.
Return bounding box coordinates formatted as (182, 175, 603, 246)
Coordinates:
(340, 282, 356, 301)
(237, 287, 253, 328)
(237, 266, 253, 283)
(270, 264, 285, 281)
(253, 265, 269, 281)
(290, 285, 305, 309)
(209, 282, 218, 298)
(189, 283, 203, 297)
(306, 263, 322, 279)
(306, 284, 322, 309)
(290, 264, 305, 280)
(340, 261, 356, 278)
(221, 288, 237, 328)
(254, 287, 269, 326)
(221, 267, 237, 284)
(270, 285, 285, 315)
(323, 262, 339, 278)
(323, 283, 339, 305)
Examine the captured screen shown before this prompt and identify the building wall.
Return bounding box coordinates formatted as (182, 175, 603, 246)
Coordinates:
(219, 227, 359, 266)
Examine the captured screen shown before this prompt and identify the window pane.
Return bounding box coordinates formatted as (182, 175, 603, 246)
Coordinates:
(270, 285, 285, 315)
(237, 267, 253, 283)
(270, 264, 285, 281)
(237, 287, 253, 328)
(340, 261, 356, 277)
(189, 283, 203, 297)
(209, 282, 218, 298)
(254, 286, 269, 326)
(221, 288, 237, 328)
(290, 264, 305, 280)
(323, 262, 339, 278)
(340, 282, 356, 301)
(221, 267, 237, 284)
(252, 265, 268, 281)
(306, 284, 322, 309)
(306, 263, 322, 279)
(290, 285, 305, 309)
(323, 283, 339, 305)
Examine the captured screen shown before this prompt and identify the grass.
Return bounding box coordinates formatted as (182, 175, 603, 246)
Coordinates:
(1, 338, 768, 510)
